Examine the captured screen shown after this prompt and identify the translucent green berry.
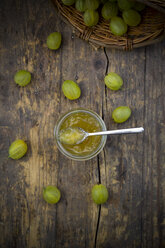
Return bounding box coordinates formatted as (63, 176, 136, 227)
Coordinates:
(14, 70, 31, 87)
(133, 2, 145, 11)
(75, 0, 87, 12)
(122, 9, 141, 27)
(43, 186, 61, 204)
(110, 16, 127, 36)
(46, 32, 62, 50)
(85, 0, 100, 10)
(101, 2, 118, 20)
(9, 139, 28, 159)
(92, 184, 108, 204)
(100, 0, 107, 3)
(62, 0, 75, 5)
(62, 80, 81, 100)
(104, 72, 123, 90)
(112, 106, 131, 123)
(84, 9, 99, 27)
(117, 0, 135, 11)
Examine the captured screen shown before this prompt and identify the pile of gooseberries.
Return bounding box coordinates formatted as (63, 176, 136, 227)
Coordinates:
(62, 0, 145, 36)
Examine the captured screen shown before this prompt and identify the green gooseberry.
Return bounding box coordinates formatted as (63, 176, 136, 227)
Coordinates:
(110, 16, 127, 36)
(133, 2, 145, 11)
(117, 0, 135, 10)
(62, 0, 76, 5)
(62, 80, 81, 100)
(101, 2, 118, 20)
(100, 0, 107, 3)
(104, 72, 123, 90)
(122, 9, 141, 27)
(75, 0, 87, 12)
(43, 186, 61, 204)
(92, 184, 108, 204)
(85, 0, 100, 10)
(14, 70, 31, 87)
(112, 106, 131, 123)
(46, 32, 62, 50)
(84, 9, 99, 27)
(9, 139, 28, 159)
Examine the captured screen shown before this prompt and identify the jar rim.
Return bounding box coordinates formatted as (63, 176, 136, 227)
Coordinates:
(54, 108, 107, 161)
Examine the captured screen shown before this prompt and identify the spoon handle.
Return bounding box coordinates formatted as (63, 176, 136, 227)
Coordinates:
(88, 127, 144, 137)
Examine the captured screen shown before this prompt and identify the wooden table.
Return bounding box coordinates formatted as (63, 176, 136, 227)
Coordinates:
(0, 1, 165, 247)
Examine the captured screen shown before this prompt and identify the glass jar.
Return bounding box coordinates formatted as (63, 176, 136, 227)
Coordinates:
(54, 108, 107, 161)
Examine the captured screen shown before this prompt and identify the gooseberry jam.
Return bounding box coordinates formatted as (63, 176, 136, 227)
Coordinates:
(54, 109, 107, 161)
(60, 112, 101, 156)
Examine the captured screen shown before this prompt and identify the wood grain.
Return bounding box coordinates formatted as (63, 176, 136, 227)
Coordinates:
(96, 47, 145, 248)
(0, 0, 165, 248)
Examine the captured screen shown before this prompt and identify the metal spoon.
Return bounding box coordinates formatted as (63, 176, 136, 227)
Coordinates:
(76, 127, 144, 144)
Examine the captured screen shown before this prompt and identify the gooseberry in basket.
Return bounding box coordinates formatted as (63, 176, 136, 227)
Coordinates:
(100, 0, 107, 3)
(75, 0, 87, 12)
(101, 2, 118, 20)
(122, 9, 141, 27)
(62, 0, 76, 6)
(84, 9, 99, 27)
(110, 16, 127, 36)
(85, 0, 100, 10)
(117, 0, 135, 11)
(133, 2, 145, 11)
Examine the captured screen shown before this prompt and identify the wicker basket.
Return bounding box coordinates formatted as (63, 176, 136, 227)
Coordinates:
(52, 0, 165, 50)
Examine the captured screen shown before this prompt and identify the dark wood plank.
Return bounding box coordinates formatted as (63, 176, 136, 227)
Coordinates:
(54, 22, 108, 248)
(141, 42, 165, 248)
(96, 43, 165, 248)
(96, 47, 146, 248)
(0, 1, 63, 247)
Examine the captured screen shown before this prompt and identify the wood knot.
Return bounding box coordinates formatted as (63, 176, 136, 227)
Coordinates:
(93, 59, 105, 70)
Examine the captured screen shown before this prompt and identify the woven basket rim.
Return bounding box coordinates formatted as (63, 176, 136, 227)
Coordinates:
(53, 0, 165, 50)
